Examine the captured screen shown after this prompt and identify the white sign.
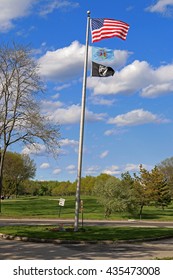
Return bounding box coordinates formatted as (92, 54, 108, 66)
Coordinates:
(59, 198, 65, 206)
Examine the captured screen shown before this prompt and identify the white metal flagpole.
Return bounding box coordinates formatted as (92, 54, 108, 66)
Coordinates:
(74, 11, 90, 231)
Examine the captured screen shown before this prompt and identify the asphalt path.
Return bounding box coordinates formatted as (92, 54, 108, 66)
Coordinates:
(0, 218, 173, 259)
(0, 236, 173, 259)
(0, 218, 173, 227)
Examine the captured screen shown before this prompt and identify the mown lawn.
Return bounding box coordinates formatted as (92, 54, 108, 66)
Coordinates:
(0, 195, 173, 220)
(1, 225, 173, 241)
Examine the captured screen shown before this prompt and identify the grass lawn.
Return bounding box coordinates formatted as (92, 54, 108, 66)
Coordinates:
(1, 225, 173, 241)
(0, 195, 173, 220)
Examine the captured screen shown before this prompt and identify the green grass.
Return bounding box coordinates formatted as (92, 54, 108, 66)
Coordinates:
(1, 225, 173, 241)
(1, 195, 173, 220)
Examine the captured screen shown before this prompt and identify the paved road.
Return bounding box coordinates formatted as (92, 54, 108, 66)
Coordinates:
(0, 237, 173, 260)
(0, 218, 173, 227)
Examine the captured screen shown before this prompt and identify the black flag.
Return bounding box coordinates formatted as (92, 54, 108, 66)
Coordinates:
(92, 61, 115, 77)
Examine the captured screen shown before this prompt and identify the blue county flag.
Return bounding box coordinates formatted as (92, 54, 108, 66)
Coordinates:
(91, 18, 130, 43)
(92, 61, 115, 77)
(92, 47, 114, 62)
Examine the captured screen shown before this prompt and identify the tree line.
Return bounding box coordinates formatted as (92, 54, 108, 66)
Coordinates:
(2, 150, 173, 219)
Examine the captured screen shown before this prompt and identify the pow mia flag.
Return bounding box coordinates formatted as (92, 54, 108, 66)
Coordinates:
(92, 61, 115, 77)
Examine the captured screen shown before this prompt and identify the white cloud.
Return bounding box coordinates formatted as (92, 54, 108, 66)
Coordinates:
(108, 109, 170, 127)
(104, 128, 128, 136)
(88, 60, 173, 98)
(66, 164, 76, 174)
(141, 82, 173, 98)
(146, 0, 173, 13)
(54, 83, 71, 91)
(44, 103, 105, 125)
(0, 0, 35, 32)
(38, 41, 85, 82)
(41, 100, 63, 110)
(88, 60, 152, 96)
(100, 150, 109, 159)
(124, 163, 140, 172)
(22, 143, 47, 155)
(53, 168, 61, 175)
(60, 138, 78, 147)
(39, 0, 79, 16)
(0, 0, 80, 32)
(38, 41, 129, 83)
(40, 163, 50, 169)
(91, 96, 115, 106)
(124, 163, 153, 173)
(85, 166, 100, 175)
(102, 165, 121, 176)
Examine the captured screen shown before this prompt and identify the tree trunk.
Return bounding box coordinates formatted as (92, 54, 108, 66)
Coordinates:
(0, 176, 2, 213)
(139, 204, 143, 220)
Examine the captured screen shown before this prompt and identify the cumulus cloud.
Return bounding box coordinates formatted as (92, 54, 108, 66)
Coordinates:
(38, 41, 129, 82)
(42, 101, 105, 125)
(108, 109, 169, 127)
(41, 100, 63, 110)
(124, 163, 140, 172)
(0, 0, 79, 32)
(40, 162, 50, 169)
(53, 168, 61, 175)
(87, 60, 173, 98)
(84, 166, 100, 175)
(38, 41, 85, 82)
(66, 164, 76, 174)
(90, 96, 116, 106)
(0, 0, 35, 32)
(141, 82, 173, 98)
(102, 165, 121, 176)
(60, 138, 78, 147)
(21, 143, 47, 155)
(39, 44, 173, 98)
(88, 60, 153, 96)
(146, 0, 173, 13)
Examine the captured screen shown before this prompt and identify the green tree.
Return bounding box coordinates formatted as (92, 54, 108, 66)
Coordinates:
(93, 174, 137, 218)
(134, 165, 171, 218)
(150, 166, 171, 210)
(134, 165, 156, 219)
(2, 151, 36, 197)
(158, 157, 173, 197)
(0, 43, 60, 209)
(81, 176, 96, 195)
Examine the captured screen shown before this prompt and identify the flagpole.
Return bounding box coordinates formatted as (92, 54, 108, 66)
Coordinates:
(74, 11, 90, 232)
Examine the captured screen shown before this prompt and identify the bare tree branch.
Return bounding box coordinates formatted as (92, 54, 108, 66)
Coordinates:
(0, 43, 61, 209)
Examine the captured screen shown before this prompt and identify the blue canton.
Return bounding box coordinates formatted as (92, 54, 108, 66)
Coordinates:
(91, 18, 104, 30)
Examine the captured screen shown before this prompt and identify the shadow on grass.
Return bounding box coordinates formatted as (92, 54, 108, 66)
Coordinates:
(1, 226, 173, 241)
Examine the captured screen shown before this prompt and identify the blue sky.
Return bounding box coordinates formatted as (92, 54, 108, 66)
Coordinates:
(1, 0, 173, 182)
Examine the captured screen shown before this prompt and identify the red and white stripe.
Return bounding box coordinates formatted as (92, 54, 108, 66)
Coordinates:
(92, 19, 130, 43)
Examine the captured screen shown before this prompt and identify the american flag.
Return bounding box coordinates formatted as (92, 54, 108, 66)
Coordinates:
(91, 18, 130, 43)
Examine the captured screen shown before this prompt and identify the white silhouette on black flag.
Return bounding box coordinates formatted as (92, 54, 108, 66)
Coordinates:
(92, 61, 115, 77)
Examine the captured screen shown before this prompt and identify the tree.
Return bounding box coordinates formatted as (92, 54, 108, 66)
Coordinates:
(93, 175, 137, 218)
(134, 165, 156, 219)
(158, 157, 173, 197)
(0, 43, 60, 209)
(150, 166, 171, 210)
(134, 165, 171, 218)
(2, 151, 36, 197)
